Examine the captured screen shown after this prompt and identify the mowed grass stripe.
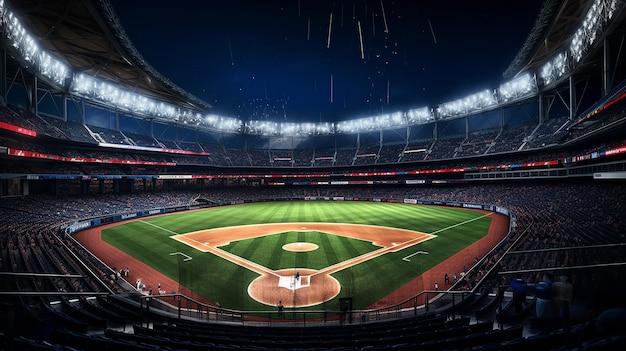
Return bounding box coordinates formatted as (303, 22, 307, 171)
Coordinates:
(319, 232, 341, 269)
(351, 203, 377, 225)
(295, 231, 308, 268)
(309, 202, 324, 222)
(336, 235, 365, 259)
(317, 201, 336, 222)
(262, 233, 286, 269)
(221, 231, 379, 271)
(253, 203, 274, 224)
(101, 201, 494, 311)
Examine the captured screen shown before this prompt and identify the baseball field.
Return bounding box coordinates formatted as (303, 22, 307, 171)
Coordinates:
(89, 200, 500, 312)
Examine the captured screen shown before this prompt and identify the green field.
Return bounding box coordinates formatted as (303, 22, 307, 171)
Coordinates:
(221, 231, 380, 270)
(102, 201, 492, 311)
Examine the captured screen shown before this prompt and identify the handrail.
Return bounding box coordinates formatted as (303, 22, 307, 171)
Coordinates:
(508, 242, 626, 254)
(499, 261, 626, 275)
(0, 272, 84, 278)
(138, 288, 474, 326)
(0, 291, 110, 296)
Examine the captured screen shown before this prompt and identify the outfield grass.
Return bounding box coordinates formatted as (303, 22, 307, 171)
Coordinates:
(101, 201, 492, 311)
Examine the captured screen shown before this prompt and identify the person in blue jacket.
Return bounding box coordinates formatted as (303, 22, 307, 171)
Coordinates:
(511, 274, 528, 313)
(535, 273, 553, 321)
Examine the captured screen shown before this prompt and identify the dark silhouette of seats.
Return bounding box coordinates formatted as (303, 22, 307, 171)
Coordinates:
(79, 296, 126, 324)
(95, 295, 142, 320)
(40, 299, 89, 334)
(60, 298, 108, 328)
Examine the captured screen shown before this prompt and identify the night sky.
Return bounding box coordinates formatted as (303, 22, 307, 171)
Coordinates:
(109, 0, 545, 123)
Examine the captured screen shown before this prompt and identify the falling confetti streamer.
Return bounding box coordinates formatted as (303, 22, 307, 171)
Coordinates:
(327, 12, 333, 48)
(358, 20, 365, 60)
(330, 74, 334, 104)
(372, 12, 376, 38)
(380, 0, 389, 34)
(386, 79, 390, 105)
(428, 19, 438, 44)
(228, 37, 234, 65)
(341, 1, 344, 28)
(307, 17, 310, 41)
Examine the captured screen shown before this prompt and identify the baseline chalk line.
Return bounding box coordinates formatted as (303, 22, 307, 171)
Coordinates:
(402, 251, 429, 262)
(170, 252, 192, 261)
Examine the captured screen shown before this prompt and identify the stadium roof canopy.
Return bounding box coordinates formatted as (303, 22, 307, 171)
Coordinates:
(504, 0, 625, 79)
(4, 0, 626, 130)
(6, 0, 212, 112)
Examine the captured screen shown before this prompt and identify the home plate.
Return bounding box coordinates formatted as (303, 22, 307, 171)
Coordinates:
(278, 274, 310, 290)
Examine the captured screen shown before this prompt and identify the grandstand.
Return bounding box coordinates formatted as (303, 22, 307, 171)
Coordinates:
(2, 0, 626, 350)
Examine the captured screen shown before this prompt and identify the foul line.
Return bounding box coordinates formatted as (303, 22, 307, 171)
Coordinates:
(138, 220, 180, 235)
(171, 235, 277, 277)
(138, 220, 193, 262)
(169, 252, 192, 261)
(402, 251, 429, 262)
(401, 213, 492, 263)
(428, 213, 492, 235)
(316, 233, 434, 276)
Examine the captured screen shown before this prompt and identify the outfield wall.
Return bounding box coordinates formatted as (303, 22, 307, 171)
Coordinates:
(64, 196, 513, 235)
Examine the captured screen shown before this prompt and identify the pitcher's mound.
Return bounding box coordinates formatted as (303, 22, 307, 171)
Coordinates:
(248, 268, 340, 308)
(282, 242, 319, 252)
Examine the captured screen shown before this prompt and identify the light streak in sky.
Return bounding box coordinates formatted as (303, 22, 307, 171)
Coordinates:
(372, 12, 376, 38)
(380, 0, 389, 34)
(386, 79, 390, 105)
(428, 19, 438, 44)
(327, 12, 333, 48)
(330, 74, 334, 103)
(341, 1, 344, 28)
(228, 37, 234, 65)
(358, 20, 365, 60)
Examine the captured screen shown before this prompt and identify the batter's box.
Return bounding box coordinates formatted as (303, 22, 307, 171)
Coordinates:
(278, 274, 311, 290)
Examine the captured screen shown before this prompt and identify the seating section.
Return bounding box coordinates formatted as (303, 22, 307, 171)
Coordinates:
(522, 116, 570, 149)
(335, 147, 357, 166)
(1, 95, 625, 167)
(1, 85, 626, 350)
(247, 149, 272, 167)
(427, 137, 462, 160)
(487, 123, 535, 154)
(455, 130, 498, 157)
(353, 143, 381, 165)
(177, 141, 205, 154)
(312, 148, 335, 167)
(292, 148, 314, 167)
(399, 140, 432, 162)
(378, 142, 405, 163)
(124, 132, 162, 148)
(1, 181, 625, 349)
